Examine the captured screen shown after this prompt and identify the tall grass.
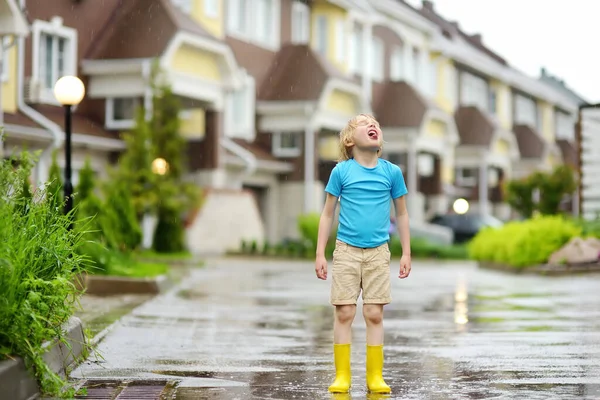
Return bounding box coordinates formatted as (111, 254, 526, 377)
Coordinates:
(0, 151, 88, 397)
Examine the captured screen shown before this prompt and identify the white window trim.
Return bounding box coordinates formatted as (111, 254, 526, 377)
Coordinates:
(455, 168, 477, 187)
(371, 37, 384, 82)
(390, 45, 403, 82)
(31, 18, 78, 106)
(105, 97, 139, 130)
(334, 18, 346, 63)
(226, 0, 281, 51)
(291, 1, 310, 45)
(225, 73, 256, 140)
(204, 0, 219, 18)
(1, 37, 10, 82)
(272, 132, 301, 157)
(172, 0, 192, 13)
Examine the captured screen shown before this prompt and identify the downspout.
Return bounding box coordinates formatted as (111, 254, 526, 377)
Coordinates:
(221, 136, 257, 187)
(17, 0, 63, 186)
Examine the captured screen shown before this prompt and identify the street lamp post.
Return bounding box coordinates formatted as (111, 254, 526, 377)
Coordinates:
(53, 76, 85, 229)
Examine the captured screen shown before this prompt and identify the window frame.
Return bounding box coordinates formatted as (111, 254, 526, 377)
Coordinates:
(105, 97, 141, 130)
(272, 132, 302, 157)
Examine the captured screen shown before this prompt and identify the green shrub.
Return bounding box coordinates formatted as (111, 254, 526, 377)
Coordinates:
(468, 215, 581, 268)
(297, 213, 336, 258)
(389, 236, 467, 259)
(0, 152, 88, 397)
(152, 205, 185, 253)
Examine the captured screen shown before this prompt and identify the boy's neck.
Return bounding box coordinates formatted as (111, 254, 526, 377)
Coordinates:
(353, 149, 379, 168)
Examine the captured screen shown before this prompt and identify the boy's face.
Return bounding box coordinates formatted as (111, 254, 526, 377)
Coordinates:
(350, 115, 382, 152)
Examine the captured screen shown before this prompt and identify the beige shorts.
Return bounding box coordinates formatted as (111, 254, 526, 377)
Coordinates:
(330, 239, 392, 306)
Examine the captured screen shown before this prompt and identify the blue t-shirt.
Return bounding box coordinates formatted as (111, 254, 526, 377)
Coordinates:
(325, 158, 408, 248)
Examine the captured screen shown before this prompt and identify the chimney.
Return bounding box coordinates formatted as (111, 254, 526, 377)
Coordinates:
(422, 0, 434, 11)
(540, 67, 547, 77)
(471, 33, 482, 43)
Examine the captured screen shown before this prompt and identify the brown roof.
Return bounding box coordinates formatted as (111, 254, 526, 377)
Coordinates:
(3, 111, 44, 130)
(258, 44, 344, 101)
(374, 81, 428, 128)
(454, 106, 495, 146)
(86, 0, 216, 60)
(31, 105, 119, 140)
(513, 124, 545, 159)
(557, 139, 577, 167)
(230, 139, 280, 162)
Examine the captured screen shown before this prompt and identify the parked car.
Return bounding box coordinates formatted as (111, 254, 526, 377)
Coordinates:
(429, 213, 504, 244)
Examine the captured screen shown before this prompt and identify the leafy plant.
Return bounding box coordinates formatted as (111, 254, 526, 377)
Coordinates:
(468, 215, 581, 268)
(0, 151, 89, 397)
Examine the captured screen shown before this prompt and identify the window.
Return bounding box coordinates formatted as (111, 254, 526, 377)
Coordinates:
(489, 89, 497, 115)
(455, 168, 477, 187)
(348, 25, 363, 75)
(273, 132, 301, 157)
(227, 0, 278, 49)
(371, 37, 384, 82)
(334, 19, 345, 63)
(445, 63, 456, 103)
(32, 18, 77, 104)
(106, 97, 140, 130)
(425, 58, 437, 97)
(225, 74, 256, 140)
(172, 0, 192, 13)
(1, 37, 10, 82)
(390, 46, 403, 82)
(204, 0, 218, 17)
(460, 72, 489, 112)
(386, 152, 407, 170)
(412, 47, 420, 86)
(556, 111, 575, 140)
(513, 94, 537, 127)
(314, 15, 328, 55)
(291, 1, 309, 44)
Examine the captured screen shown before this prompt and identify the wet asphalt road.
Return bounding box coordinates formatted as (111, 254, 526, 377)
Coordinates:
(72, 257, 600, 399)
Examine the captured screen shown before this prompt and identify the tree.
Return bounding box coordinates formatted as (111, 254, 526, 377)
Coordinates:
(505, 165, 577, 218)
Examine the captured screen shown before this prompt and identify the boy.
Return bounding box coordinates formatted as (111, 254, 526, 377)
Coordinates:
(314, 114, 411, 394)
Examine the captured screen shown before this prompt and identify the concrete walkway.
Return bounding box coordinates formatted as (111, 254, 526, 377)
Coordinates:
(71, 257, 600, 399)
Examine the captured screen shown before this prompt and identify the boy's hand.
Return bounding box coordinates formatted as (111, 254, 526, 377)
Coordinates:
(315, 255, 328, 280)
(399, 254, 411, 279)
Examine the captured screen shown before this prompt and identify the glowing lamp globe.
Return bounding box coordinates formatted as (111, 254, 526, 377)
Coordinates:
(152, 158, 169, 175)
(53, 76, 85, 106)
(453, 198, 469, 215)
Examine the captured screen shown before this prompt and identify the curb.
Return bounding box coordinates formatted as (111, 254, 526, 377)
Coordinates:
(478, 261, 600, 276)
(76, 273, 173, 296)
(0, 316, 86, 400)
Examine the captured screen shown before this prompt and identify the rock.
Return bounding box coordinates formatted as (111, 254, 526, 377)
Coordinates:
(549, 237, 600, 265)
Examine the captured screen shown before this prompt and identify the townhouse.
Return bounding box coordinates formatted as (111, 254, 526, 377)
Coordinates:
(0, 0, 583, 254)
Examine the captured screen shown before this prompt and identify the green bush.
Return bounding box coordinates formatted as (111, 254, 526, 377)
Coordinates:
(152, 204, 185, 253)
(468, 215, 581, 268)
(297, 213, 336, 258)
(389, 236, 467, 259)
(0, 152, 88, 397)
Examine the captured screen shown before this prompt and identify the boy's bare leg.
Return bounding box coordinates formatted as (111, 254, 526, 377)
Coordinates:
(334, 304, 356, 343)
(363, 304, 384, 345)
(363, 303, 390, 393)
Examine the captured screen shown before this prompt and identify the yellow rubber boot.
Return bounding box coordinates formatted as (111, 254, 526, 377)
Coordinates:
(328, 344, 351, 393)
(366, 345, 391, 393)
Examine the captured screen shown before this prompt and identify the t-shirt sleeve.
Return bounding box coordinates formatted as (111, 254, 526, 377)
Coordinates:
(325, 164, 342, 197)
(391, 165, 408, 199)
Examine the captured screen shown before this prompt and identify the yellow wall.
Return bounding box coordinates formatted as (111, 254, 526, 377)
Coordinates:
(325, 89, 357, 115)
(191, 0, 224, 38)
(442, 165, 454, 184)
(539, 101, 555, 141)
(170, 44, 221, 81)
(1, 45, 17, 114)
(180, 108, 206, 139)
(489, 81, 512, 131)
(425, 119, 446, 139)
(311, 1, 347, 73)
(493, 138, 510, 156)
(434, 57, 455, 114)
(318, 135, 340, 160)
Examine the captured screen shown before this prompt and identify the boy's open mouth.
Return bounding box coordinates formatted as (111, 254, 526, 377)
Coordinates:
(368, 129, 378, 140)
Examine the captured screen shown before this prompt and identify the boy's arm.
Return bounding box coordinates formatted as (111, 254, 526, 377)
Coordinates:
(393, 195, 411, 256)
(316, 193, 339, 258)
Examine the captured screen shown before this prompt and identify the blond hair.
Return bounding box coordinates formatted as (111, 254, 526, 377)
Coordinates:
(338, 113, 382, 162)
